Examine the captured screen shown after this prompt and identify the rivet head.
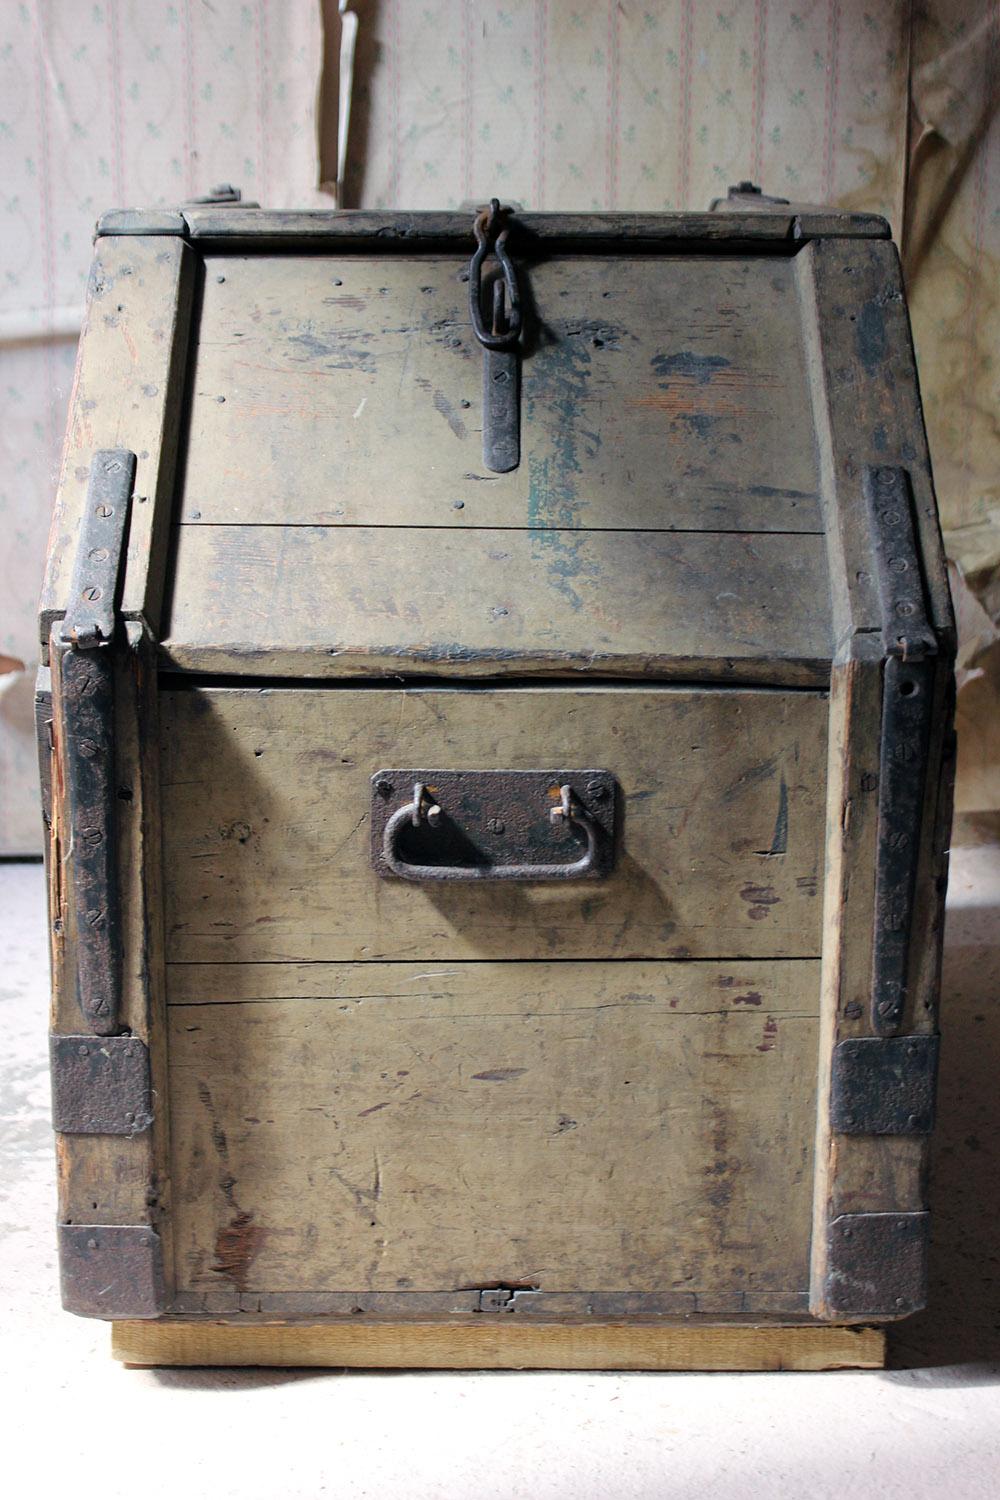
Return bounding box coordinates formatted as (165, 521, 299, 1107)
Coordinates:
(78, 1045, 90, 1057)
(907, 1114, 920, 1129)
(375, 779, 394, 797)
(86, 1237, 98, 1250)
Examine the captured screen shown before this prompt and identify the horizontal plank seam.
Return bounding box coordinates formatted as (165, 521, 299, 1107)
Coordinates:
(164, 954, 823, 967)
(170, 522, 826, 537)
(156, 675, 832, 695)
(166, 999, 820, 1016)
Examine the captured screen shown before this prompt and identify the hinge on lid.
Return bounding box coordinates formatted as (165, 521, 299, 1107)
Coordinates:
(56, 449, 135, 1035)
(864, 466, 937, 1036)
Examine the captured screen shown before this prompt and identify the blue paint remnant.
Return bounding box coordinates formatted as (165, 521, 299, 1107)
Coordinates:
(748, 485, 817, 501)
(872, 423, 888, 453)
(288, 329, 376, 374)
(524, 324, 605, 610)
(769, 776, 789, 856)
(855, 302, 887, 376)
(650, 351, 731, 385)
(680, 412, 714, 439)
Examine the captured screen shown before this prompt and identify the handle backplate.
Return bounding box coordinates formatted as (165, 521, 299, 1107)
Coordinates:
(370, 769, 617, 882)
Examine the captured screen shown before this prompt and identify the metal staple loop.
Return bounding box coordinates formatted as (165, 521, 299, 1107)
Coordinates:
(469, 198, 522, 351)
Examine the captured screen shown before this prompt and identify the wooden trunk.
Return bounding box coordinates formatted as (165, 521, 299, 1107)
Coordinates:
(38, 198, 955, 1367)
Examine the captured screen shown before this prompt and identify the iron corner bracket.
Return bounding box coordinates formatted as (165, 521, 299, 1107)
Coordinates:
(59, 1224, 165, 1319)
(824, 1211, 930, 1320)
(50, 1035, 152, 1136)
(830, 1034, 939, 1136)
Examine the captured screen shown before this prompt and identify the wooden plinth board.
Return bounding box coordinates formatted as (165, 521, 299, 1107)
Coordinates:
(112, 1320, 885, 1371)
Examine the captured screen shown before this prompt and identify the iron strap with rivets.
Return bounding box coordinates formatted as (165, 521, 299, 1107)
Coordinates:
(863, 465, 937, 1036)
(57, 449, 135, 1035)
(469, 199, 523, 474)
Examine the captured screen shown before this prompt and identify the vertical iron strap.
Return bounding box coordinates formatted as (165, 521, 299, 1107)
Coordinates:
(60, 646, 122, 1033)
(863, 466, 937, 1036)
(870, 655, 935, 1034)
(58, 449, 135, 1035)
(469, 199, 523, 473)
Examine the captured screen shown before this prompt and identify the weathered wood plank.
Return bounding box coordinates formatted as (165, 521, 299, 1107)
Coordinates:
(112, 1320, 885, 1370)
(809, 640, 950, 1316)
(795, 238, 954, 648)
(159, 685, 828, 963)
(39, 235, 196, 652)
(46, 627, 166, 1245)
(160, 527, 832, 683)
(179, 254, 821, 533)
(165, 958, 821, 1010)
(176, 207, 891, 246)
(165, 960, 820, 1301)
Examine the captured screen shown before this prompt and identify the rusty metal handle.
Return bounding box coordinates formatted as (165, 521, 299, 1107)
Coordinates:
(382, 783, 599, 882)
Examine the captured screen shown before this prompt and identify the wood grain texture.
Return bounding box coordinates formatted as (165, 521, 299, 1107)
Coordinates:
(809, 641, 951, 1316)
(178, 254, 821, 534)
(47, 627, 166, 1241)
(160, 527, 832, 683)
(111, 1319, 885, 1370)
(165, 960, 819, 1302)
(175, 207, 891, 246)
(159, 685, 828, 963)
(39, 235, 196, 652)
(795, 237, 954, 648)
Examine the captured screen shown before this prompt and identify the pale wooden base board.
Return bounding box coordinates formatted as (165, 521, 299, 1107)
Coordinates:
(112, 1320, 886, 1371)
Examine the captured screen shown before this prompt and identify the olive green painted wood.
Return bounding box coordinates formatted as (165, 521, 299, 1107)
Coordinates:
(39, 236, 195, 654)
(40, 207, 955, 1342)
(160, 527, 832, 683)
(795, 238, 954, 649)
(169, 207, 891, 246)
(165, 958, 820, 1303)
(179, 253, 821, 534)
(159, 684, 827, 964)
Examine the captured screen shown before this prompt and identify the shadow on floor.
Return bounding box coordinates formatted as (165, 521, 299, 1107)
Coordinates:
(889, 818, 1000, 1376)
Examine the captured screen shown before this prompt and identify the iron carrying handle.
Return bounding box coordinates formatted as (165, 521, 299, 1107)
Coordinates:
(382, 782, 599, 882)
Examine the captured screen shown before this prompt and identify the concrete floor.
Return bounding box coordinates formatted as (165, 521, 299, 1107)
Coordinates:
(2, 828, 999, 1500)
